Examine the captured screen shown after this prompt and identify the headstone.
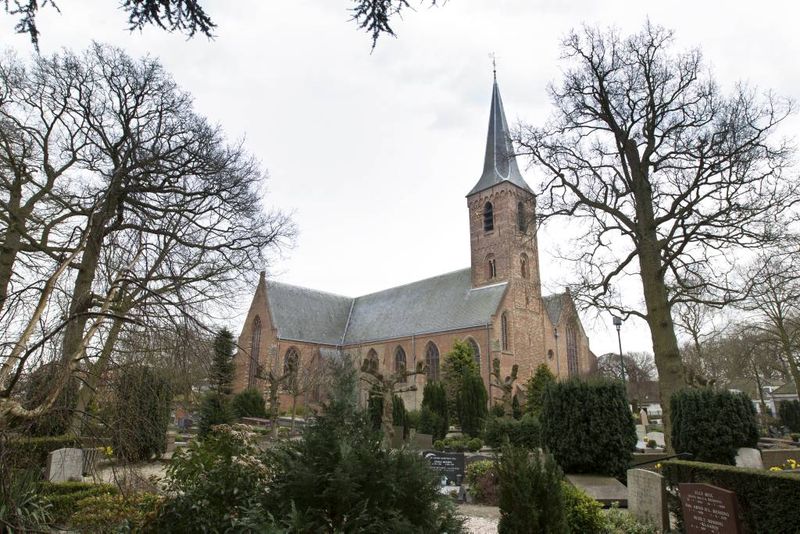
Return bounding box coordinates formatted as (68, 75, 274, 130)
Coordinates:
(640, 409, 649, 426)
(46, 448, 84, 483)
(627, 469, 668, 532)
(649, 431, 665, 448)
(390, 425, 405, 449)
(423, 450, 465, 485)
(734, 447, 764, 469)
(410, 432, 433, 450)
(679, 483, 742, 534)
(635, 424, 647, 439)
(565, 474, 628, 507)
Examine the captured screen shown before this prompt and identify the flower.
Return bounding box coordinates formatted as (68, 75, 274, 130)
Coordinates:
(103, 446, 114, 457)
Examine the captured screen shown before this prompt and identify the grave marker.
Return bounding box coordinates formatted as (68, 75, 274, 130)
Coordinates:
(734, 447, 763, 469)
(627, 469, 668, 532)
(423, 450, 465, 485)
(679, 483, 742, 534)
(46, 448, 83, 483)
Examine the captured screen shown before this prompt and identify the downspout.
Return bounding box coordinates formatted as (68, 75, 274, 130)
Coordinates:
(486, 322, 492, 406)
(412, 334, 417, 410)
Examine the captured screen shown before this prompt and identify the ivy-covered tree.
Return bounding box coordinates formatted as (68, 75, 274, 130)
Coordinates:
(490, 358, 518, 417)
(525, 364, 556, 417)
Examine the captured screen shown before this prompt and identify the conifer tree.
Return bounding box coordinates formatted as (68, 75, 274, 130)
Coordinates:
(209, 328, 236, 396)
(418, 382, 449, 440)
(525, 364, 556, 417)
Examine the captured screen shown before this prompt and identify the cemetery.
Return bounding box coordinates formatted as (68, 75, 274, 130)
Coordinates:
(1, 3, 800, 534)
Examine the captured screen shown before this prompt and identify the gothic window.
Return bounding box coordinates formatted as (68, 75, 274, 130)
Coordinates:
(486, 254, 497, 279)
(366, 348, 379, 374)
(284, 346, 299, 390)
(466, 337, 481, 369)
(248, 316, 262, 389)
(483, 201, 494, 231)
(566, 321, 579, 377)
(395, 346, 407, 382)
(517, 201, 528, 232)
(425, 342, 440, 382)
(520, 253, 529, 279)
(501, 312, 510, 351)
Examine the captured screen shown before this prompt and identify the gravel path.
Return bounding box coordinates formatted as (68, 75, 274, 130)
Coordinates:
(458, 504, 499, 533)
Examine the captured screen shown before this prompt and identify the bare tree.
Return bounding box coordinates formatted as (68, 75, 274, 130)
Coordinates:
(0, 45, 294, 429)
(285, 349, 329, 431)
(597, 351, 657, 383)
(489, 358, 518, 416)
(515, 23, 796, 449)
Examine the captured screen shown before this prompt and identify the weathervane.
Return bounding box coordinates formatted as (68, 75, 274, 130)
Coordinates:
(489, 52, 497, 81)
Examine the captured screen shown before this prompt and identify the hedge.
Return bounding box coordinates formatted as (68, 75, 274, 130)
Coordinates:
(662, 459, 800, 534)
(541, 378, 636, 477)
(670, 388, 759, 465)
(778, 400, 800, 432)
(484, 414, 540, 450)
(2, 434, 80, 470)
(39, 481, 118, 525)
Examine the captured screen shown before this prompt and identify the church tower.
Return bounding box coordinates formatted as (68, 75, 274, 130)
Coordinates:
(467, 79, 541, 299)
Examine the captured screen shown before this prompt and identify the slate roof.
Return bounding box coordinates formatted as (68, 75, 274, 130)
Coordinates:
(772, 381, 798, 396)
(542, 293, 566, 325)
(265, 268, 508, 346)
(468, 80, 532, 196)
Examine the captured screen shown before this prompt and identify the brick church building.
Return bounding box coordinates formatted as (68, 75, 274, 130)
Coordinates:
(233, 79, 595, 410)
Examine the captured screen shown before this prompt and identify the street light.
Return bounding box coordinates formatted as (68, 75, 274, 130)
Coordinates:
(613, 315, 626, 383)
(553, 326, 561, 378)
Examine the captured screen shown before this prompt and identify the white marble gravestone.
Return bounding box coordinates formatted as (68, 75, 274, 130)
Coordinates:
(735, 447, 764, 469)
(628, 468, 669, 533)
(46, 448, 83, 482)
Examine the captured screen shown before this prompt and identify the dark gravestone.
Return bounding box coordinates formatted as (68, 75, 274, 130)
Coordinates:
(423, 450, 465, 485)
(679, 483, 742, 534)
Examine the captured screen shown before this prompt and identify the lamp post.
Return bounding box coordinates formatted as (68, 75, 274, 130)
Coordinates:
(613, 316, 626, 383)
(553, 326, 561, 378)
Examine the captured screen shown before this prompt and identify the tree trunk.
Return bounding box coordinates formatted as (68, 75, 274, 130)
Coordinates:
(382, 390, 394, 449)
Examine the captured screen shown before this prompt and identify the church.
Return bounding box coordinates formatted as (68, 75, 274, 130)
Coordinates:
(232, 79, 596, 410)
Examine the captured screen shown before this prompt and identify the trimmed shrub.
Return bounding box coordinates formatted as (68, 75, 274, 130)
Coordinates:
(496, 445, 567, 534)
(231, 388, 267, 419)
(484, 414, 541, 450)
(778, 400, 800, 432)
(670, 388, 759, 464)
(442, 339, 480, 417)
(2, 434, 80, 470)
(209, 328, 236, 396)
(662, 459, 800, 534)
(457, 371, 488, 437)
(603, 504, 658, 534)
(70, 492, 161, 533)
(198, 392, 233, 438)
(406, 409, 420, 429)
(465, 460, 499, 505)
(20, 362, 79, 437)
(112, 366, 172, 461)
(562, 482, 605, 534)
(433, 436, 482, 452)
(418, 382, 448, 440)
(541, 378, 636, 477)
(39, 482, 117, 525)
(525, 363, 556, 417)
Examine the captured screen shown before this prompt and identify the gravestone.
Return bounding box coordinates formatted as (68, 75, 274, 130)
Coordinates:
(649, 431, 665, 448)
(46, 448, 84, 483)
(635, 424, 647, 439)
(410, 432, 433, 450)
(423, 450, 465, 485)
(627, 469, 668, 532)
(679, 483, 742, 534)
(390, 425, 405, 449)
(734, 447, 764, 469)
(565, 474, 628, 507)
(640, 409, 649, 426)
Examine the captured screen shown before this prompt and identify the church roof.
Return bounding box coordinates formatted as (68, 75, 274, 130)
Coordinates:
(468, 79, 532, 196)
(264, 268, 508, 346)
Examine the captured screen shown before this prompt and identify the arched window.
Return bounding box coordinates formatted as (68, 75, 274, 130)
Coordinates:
(483, 201, 494, 231)
(248, 316, 262, 389)
(395, 346, 407, 382)
(517, 201, 528, 232)
(466, 337, 481, 369)
(283, 347, 300, 390)
(501, 312, 510, 351)
(566, 321, 579, 377)
(520, 253, 529, 279)
(425, 342, 440, 382)
(366, 348, 379, 374)
(486, 254, 497, 279)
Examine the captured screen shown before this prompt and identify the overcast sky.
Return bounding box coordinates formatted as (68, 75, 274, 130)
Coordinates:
(1, 0, 798, 358)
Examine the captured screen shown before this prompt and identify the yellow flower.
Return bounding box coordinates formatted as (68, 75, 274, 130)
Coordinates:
(103, 446, 114, 457)
(770, 466, 782, 472)
(654, 463, 662, 471)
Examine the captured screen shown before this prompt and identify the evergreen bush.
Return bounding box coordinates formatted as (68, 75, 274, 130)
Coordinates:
(465, 460, 499, 505)
(457, 371, 488, 437)
(484, 414, 541, 450)
(231, 388, 267, 419)
(541, 378, 636, 477)
(418, 382, 448, 440)
(496, 445, 567, 534)
(111, 366, 172, 461)
(442, 339, 480, 418)
(670, 388, 759, 464)
(778, 400, 800, 432)
(562, 482, 605, 533)
(198, 392, 233, 438)
(525, 364, 556, 417)
(209, 328, 236, 396)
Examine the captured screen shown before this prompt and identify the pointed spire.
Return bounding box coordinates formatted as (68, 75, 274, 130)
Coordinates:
(468, 78, 531, 196)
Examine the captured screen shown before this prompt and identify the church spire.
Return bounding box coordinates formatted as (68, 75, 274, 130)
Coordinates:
(468, 78, 531, 196)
